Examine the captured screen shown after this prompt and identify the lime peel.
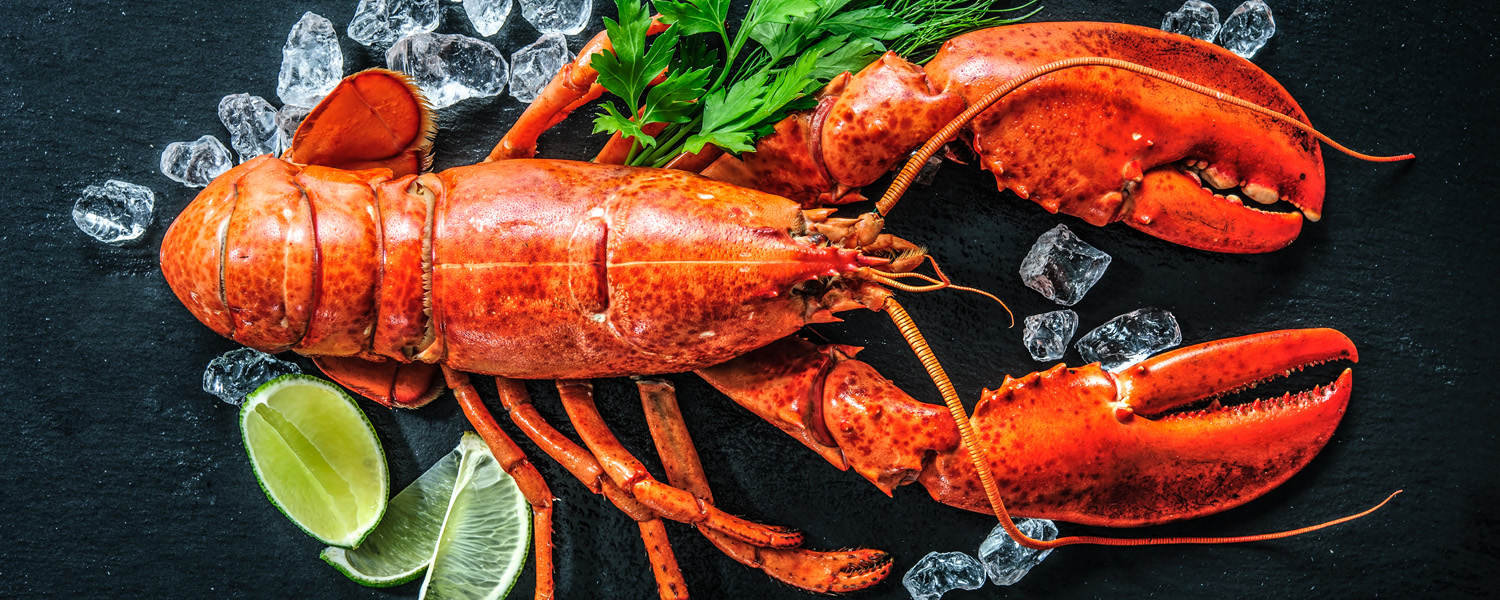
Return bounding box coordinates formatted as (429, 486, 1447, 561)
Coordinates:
(240, 374, 388, 549)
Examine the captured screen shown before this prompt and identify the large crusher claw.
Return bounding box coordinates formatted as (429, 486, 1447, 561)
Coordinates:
(702, 329, 1356, 528)
(928, 328, 1355, 526)
(921, 23, 1327, 253)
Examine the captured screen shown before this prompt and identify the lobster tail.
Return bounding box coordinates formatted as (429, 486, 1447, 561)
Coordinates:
(160, 157, 433, 360)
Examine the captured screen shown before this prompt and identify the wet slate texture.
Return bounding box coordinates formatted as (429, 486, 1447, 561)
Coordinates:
(2, 0, 1497, 598)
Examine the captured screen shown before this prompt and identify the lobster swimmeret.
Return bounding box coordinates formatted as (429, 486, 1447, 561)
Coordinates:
(159, 21, 1401, 599)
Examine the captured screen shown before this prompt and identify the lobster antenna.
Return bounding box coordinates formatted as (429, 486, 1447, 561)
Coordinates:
(867, 256, 1015, 326)
(883, 298, 1401, 551)
(875, 56, 1416, 217)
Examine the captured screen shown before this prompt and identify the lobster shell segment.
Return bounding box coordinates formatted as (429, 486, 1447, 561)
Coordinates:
(925, 22, 1326, 253)
(161, 157, 430, 360)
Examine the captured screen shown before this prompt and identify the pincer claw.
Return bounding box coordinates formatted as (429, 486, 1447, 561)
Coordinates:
(954, 328, 1356, 526)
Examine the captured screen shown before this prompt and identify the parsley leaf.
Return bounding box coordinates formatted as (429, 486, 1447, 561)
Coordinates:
(656, 0, 730, 39)
(640, 67, 712, 127)
(590, 0, 1039, 165)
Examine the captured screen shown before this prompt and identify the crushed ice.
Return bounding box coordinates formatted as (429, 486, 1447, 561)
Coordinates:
(1162, 0, 1221, 42)
(160, 135, 232, 188)
(509, 34, 573, 103)
(387, 32, 509, 109)
(275, 104, 312, 153)
(465, 0, 515, 37)
(519, 0, 593, 35)
(1076, 307, 1182, 371)
(1023, 310, 1078, 362)
(902, 551, 985, 600)
(1220, 0, 1276, 59)
(202, 348, 301, 405)
(349, 0, 443, 48)
(218, 94, 281, 162)
(978, 518, 1057, 585)
(277, 11, 344, 108)
(1019, 224, 1111, 306)
(73, 180, 155, 245)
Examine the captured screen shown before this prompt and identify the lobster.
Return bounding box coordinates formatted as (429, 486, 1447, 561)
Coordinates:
(159, 19, 1405, 600)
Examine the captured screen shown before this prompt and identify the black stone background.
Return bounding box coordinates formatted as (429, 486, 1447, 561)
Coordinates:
(3, 0, 1497, 598)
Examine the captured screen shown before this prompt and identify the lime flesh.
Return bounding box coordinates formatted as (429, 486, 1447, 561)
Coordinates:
(322, 432, 531, 598)
(421, 434, 531, 600)
(240, 374, 388, 548)
(321, 444, 463, 586)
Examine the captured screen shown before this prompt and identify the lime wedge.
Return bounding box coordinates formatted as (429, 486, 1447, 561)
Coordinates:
(321, 443, 463, 586)
(321, 432, 531, 598)
(421, 433, 531, 600)
(240, 374, 388, 548)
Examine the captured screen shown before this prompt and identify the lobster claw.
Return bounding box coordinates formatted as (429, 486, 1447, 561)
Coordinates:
(926, 328, 1356, 526)
(1122, 168, 1304, 253)
(925, 22, 1328, 253)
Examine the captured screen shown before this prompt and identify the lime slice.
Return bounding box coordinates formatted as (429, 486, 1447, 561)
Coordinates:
(421, 433, 531, 600)
(321, 432, 531, 598)
(240, 374, 388, 548)
(321, 443, 463, 586)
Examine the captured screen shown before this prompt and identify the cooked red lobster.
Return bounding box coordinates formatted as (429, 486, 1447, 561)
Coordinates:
(160, 20, 1403, 599)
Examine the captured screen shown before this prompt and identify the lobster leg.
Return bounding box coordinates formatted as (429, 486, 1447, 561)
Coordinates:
(443, 368, 556, 600)
(489, 20, 669, 161)
(554, 380, 806, 550)
(491, 378, 690, 600)
(636, 379, 894, 593)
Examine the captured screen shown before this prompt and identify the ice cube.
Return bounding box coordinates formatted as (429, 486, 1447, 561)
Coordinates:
(160, 135, 232, 188)
(519, 0, 593, 35)
(1162, 0, 1221, 42)
(465, 0, 514, 37)
(1018, 224, 1111, 306)
(978, 518, 1057, 586)
(217, 94, 280, 163)
(902, 551, 985, 600)
(202, 348, 301, 405)
(914, 155, 944, 186)
(509, 34, 573, 103)
(277, 12, 344, 108)
(1075, 307, 1182, 371)
(1220, 0, 1275, 59)
(1022, 309, 1078, 362)
(276, 104, 312, 153)
(387, 32, 509, 109)
(349, 0, 443, 48)
(72, 180, 155, 245)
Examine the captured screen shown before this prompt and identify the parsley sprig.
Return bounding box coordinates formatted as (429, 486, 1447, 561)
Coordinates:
(592, 0, 1039, 167)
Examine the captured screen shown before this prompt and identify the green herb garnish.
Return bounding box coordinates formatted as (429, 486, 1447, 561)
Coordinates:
(592, 0, 1040, 167)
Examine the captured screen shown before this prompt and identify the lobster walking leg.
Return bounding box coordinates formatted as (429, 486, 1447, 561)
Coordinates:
(491, 378, 690, 600)
(443, 367, 556, 600)
(554, 380, 805, 550)
(637, 379, 894, 594)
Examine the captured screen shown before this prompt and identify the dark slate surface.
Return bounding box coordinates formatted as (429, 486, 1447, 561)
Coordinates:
(2, 0, 1496, 598)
